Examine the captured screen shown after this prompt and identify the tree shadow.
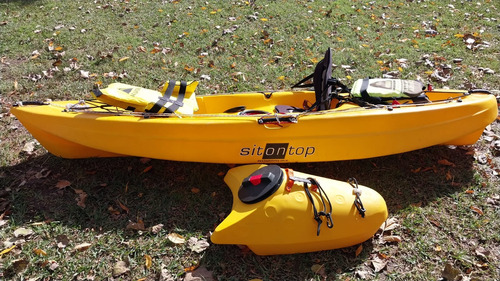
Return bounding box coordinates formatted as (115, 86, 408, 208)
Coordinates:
(0, 145, 475, 279)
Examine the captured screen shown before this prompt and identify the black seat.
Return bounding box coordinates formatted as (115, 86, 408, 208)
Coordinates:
(292, 48, 349, 111)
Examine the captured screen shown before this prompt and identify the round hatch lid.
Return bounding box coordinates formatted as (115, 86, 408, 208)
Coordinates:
(238, 165, 284, 204)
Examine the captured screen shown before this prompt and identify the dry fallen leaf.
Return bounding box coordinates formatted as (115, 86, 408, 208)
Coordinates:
(35, 168, 51, 179)
(141, 166, 153, 174)
(380, 217, 399, 232)
(144, 254, 152, 269)
(13, 227, 34, 238)
(429, 219, 441, 227)
(184, 266, 215, 281)
(475, 246, 490, 260)
(80, 70, 90, 79)
(470, 206, 484, 215)
(117, 200, 129, 214)
(184, 264, 199, 272)
(150, 223, 164, 234)
(475, 262, 489, 268)
(355, 244, 363, 257)
(150, 47, 162, 54)
(0, 245, 16, 257)
(47, 260, 59, 271)
(9, 259, 29, 275)
(411, 202, 422, 207)
(486, 195, 499, 206)
(355, 267, 373, 280)
(438, 159, 455, 166)
(372, 255, 388, 273)
(126, 220, 146, 231)
(382, 235, 402, 243)
(442, 263, 461, 281)
(167, 233, 186, 244)
(52, 59, 62, 67)
(73, 242, 92, 252)
(74, 189, 87, 208)
(446, 170, 453, 181)
(311, 264, 326, 277)
(113, 260, 130, 277)
(56, 234, 70, 248)
(56, 179, 71, 189)
(188, 237, 210, 253)
(22, 141, 37, 154)
(33, 248, 47, 256)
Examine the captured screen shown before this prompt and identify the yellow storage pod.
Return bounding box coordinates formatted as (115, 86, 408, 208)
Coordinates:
(211, 164, 388, 255)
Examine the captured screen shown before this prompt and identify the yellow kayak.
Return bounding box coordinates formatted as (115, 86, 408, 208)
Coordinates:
(10, 88, 497, 163)
(10, 49, 498, 163)
(211, 164, 388, 255)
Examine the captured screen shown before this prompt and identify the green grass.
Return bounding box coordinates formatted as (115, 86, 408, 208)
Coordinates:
(1, 0, 500, 280)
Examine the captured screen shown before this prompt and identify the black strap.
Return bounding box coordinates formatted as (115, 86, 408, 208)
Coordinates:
(163, 80, 176, 99)
(327, 78, 350, 93)
(92, 88, 103, 97)
(147, 80, 184, 113)
(166, 80, 186, 113)
(303, 178, 334, 236)
(358, 78, 383, 104)
(291, 73, 314, 88)
(360, 78, 370, 101)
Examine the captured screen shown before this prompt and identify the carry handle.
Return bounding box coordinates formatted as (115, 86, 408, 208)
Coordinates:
(258, 115, 297, 126)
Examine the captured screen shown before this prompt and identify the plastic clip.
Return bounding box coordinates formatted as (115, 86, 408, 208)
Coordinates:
(349, 178, 366, 218)
(285, 168, 295, 192)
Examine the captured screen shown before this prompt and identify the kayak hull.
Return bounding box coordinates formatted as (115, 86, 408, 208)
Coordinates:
(211, 164, 388, 255)
(10, 90, 498, 163)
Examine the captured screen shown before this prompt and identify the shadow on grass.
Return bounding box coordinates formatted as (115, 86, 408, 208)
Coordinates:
(0, 145, 475, 279)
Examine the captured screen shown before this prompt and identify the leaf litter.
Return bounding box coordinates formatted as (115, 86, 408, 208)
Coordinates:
(113, 260, 130, 277)
(73, 242, 92, 252)
(167, 233, 186, 244)
(13, 227, 34, 238)
(187, 237, 210, 253)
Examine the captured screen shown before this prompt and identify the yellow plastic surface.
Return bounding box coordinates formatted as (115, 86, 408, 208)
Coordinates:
(210, 164, 388, 255)
(10, 89, 498, 163)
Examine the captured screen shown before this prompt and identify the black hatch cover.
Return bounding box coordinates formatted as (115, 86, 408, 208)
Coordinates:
(238, 165, 284, 204)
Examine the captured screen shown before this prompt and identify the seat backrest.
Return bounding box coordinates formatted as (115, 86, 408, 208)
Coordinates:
(313, 48, 333, 111)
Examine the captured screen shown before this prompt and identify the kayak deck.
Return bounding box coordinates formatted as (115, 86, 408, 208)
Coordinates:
(10, 89, 498, 163)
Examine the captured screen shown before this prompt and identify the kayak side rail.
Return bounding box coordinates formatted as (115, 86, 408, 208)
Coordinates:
(13, 101, 50, 106)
